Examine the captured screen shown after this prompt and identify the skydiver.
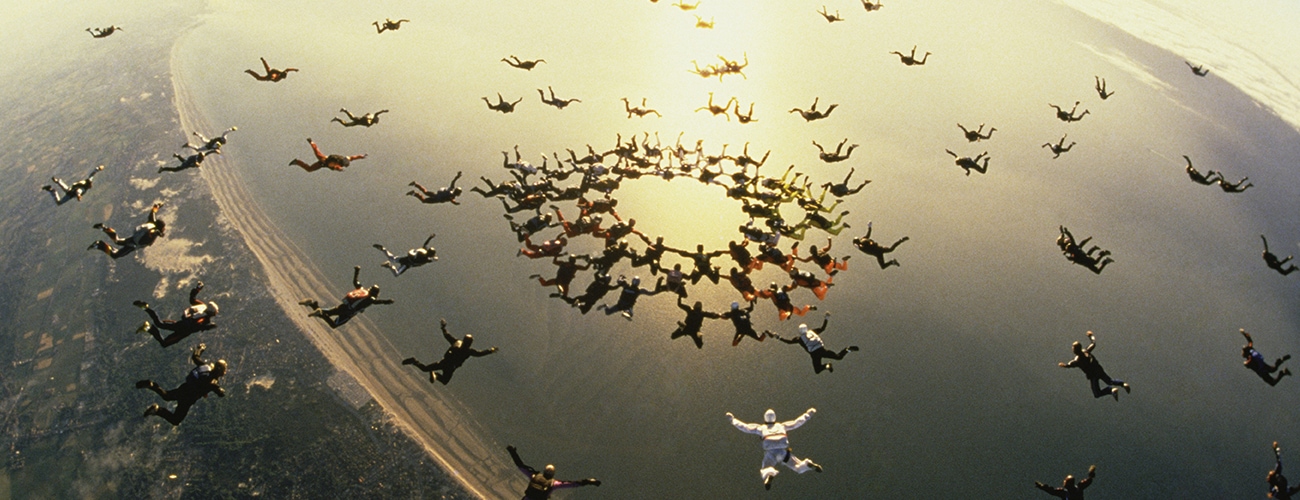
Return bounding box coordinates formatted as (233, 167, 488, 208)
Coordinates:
(501, 55, 546, 70)
(817, 6, 843, 22)
(1216, 175, 1253, 193)
(794, 210, 850, 237)
(182, 126, 236, 153)
(402, 319, 498, 384)
(1270, 442, 1300, 500)
(597, 275, 664, 319)
(1049, 101, 1089, 122)
(722, 266, 759, 303)
(671, 297, 723, 348)
(88, 202, 165, 259)
(86, 26, 122, 38)
(722, 300, 765, 345)
(794, 238, 850, 275)
(505, 211, 557, 242)
(622, 97, 662, 118)
(132, 280, 219, 348)
(1057, 226, 1113, 275)
(752, 240, 795, 271)
(408, 171, 463, 205)
(298, 266, 393, 328)
(861, 0, 883, 11)
(332, 108, 388, 127)
(727, 239, 758, 272)
(532, 254, 591, 297)
(735, 101, 758, 124)
(790, 97, 837, 122)
(1095, 76, 1114, 99)
(1186, 61, 1209, 76)
(631, 234, 675, 275)
(1261, 235, 1299, 276)
(374, 234, 437, 277)
(499, 192, 548, 214)
(244, 57, 297, 82)
(813, 138, 858, 163)
(1241, 328, 1292, 386)
(506, 445, 601, 499)
(289, 138, 366, 173)
(519, 234, 568, 259)
(695, 92, 736, 120)
(1034, 465, 1096, 499)
(770, 314, 857, 373)
(136, 343, 226, 426)
(1042, 135, 1076, 159)
(890, 45, 930, 66)
(373, 18, 409, 33)
(945, 149, 989, 176)
(1058, 331, 1129, 400)
(820, 167, 870, 198)
(587, 242, 632, 277)
(554, 271, 618, 314)
(852, 222, 908, 269)
(1182, 155, 1222, 186)
(788, 268, 834, 301)
(160, 150, 218, 173)
(726, 408, 823, 490)
(673, 244, 728, 284)
(958, 123, 996, 142)
(757, 282, 815, 321)
(483, 93, 523, 113)
(41, 164, 103, 205)
(537, 86, 581, 109)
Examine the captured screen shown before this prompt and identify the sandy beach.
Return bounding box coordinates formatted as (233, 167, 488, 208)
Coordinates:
(168, 29, 519, 499)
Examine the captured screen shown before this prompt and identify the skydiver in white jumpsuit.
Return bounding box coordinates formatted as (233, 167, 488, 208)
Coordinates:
(725, 408, 822, 490)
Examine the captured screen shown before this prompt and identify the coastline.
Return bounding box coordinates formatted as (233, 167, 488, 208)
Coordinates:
(167, 28, 519, 499)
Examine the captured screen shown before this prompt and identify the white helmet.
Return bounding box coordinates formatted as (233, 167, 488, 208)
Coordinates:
(798, 324, 809, 337)
(764, 409, 776, 423)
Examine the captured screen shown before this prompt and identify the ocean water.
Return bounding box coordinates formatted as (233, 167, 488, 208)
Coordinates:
(172, 0, 1300, 497)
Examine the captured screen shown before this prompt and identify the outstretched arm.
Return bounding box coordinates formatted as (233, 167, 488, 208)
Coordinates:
(189, 281, 205, 304)
(190, 343, 208, 366)
(1078, 465, 1096, 489)
(782, 407, 816, 430)
(1241, 328, 1254, 348)
(1084, 331, 1096, 354)
(726, 412, 763, 434)
(471, 346, 499, 357)
(506, 445, 537, 476)
(422, 233, 437, 248)
(440, 319, 456, 344)
(351, 265, 362, 289)
(813, 312, 830, 333)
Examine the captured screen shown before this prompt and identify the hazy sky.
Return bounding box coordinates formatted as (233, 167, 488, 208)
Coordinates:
(1058, 0, 1300, 133)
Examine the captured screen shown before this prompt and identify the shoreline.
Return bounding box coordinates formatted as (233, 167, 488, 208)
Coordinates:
(167, 28, 519, 499)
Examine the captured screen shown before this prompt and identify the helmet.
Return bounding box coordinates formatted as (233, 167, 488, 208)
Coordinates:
(764, 409, 776, 423)
(631, 276, 641, 286)
(462, 334, 474, 346)
(731, 301, 740, 310)
(543, 464, 556, 479)
(798, 324, 809, 337)
(212, 359, 229, 377)
(206, 302, 219, 316)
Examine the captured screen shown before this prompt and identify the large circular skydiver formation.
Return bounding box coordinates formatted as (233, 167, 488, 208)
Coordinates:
(48, 0, 1300, 496)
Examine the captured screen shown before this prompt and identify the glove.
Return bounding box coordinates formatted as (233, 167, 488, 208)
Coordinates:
(581, 478, 601, 487)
